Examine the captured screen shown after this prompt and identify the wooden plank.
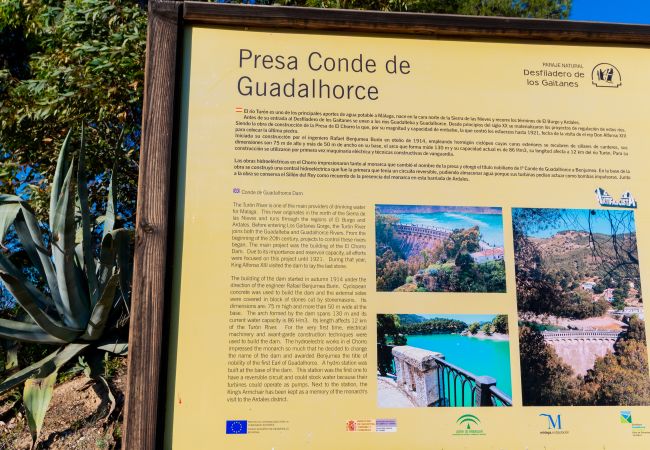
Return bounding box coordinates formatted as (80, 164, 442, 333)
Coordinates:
(184, 3, 650, 45)
(123, 1, 183, 449)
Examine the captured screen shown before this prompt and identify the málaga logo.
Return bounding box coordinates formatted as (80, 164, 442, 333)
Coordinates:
(453, 414, 485, 436)
(592, 63, 622, 88)
(540, 413, 569, 435)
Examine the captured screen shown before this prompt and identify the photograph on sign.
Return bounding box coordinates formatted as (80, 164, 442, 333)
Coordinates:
(375, 205, 506, 293)
(377, 313, 512, 408)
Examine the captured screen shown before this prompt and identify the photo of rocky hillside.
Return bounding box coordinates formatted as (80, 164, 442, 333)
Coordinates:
(513, 207, 650, 406)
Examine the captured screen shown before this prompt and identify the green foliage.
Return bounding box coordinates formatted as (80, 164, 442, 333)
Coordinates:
(563, 291, 609, 320)
(583, 339, 650, 406)
(376, 314, 405, 375)
(376, 314, 401, 345)
(401, 317, 467, 335)
(624, 316, 646, 343)
(445, 226, 480, 260)
(467, 322, 479, 334)
(518, 326, 580, 406)
(102, 352, 122, 379)
(376, 249, 409, 291)
(423, 259, 506, 293)
(0, 131, 131, 443)
(375, 213, 401, 256)
(480, 322, 493, 335)
(491, 314, 508, 334)
(611, 297, 626, 311)
(592, 282, 604, 294)
(0, 0, 146, 220)
(277, 0, 571, 18)
(454, 252, 474, 269)
(395, 314, 427, 326)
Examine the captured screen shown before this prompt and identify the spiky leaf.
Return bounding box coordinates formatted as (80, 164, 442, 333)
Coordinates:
(51, 159, 89, 328)
(103, 166, 116, 239)
(0, 319, 65, 344)
(0, 272, 82, 342)
(0, 350, 59, 393)
(13, 200, 65, 316)
(0, 194, 20, 244)
(98, 375, 116, 420)
(49, 129, 73, 233)
(24, 371, 57, 447)
(82, 272, 119, 341)
(97, 342, 127, 356)
(77, 125, 100, 303)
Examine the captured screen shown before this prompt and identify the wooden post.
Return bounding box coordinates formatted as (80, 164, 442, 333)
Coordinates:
(123, 1, 183, 449)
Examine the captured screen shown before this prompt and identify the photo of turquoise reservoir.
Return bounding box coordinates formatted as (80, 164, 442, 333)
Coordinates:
(375, 205, 506, 293)
(377, 314, 512, 407)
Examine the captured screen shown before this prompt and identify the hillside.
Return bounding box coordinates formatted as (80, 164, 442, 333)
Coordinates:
(531, 230, 637, 276)
(397, 314, 428, 326)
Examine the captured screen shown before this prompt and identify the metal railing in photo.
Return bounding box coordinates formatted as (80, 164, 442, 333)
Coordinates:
(433, 356, 512, 407)
(386, 345, 512, 407)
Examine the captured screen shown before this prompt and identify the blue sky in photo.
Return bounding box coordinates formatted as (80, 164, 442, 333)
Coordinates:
(519, 209, 636, 238)
(570, 0, 650, 25)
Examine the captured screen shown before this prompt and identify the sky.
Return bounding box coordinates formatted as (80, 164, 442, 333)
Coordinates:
(517, 209, 637, 238)
(570, 0, 650, 25)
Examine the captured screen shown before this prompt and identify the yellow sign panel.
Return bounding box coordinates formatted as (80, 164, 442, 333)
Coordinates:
(166, 25, 650, 449)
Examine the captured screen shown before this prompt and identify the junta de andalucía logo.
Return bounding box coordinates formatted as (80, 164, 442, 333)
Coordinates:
(453, 414, 485, 436)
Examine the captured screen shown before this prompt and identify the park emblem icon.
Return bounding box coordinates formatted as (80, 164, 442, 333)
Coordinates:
(592, 63, 622, 87)
(621, 411, 633, 424)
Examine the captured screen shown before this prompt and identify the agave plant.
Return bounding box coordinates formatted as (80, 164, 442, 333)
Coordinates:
(0, 128, 131, 445)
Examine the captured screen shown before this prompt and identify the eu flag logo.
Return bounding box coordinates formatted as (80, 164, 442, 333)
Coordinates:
(226, 420, 248, 434)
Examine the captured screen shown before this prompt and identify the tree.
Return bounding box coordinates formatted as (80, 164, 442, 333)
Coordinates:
(623, 316, 646, 343)
(376, 251, 409, 291)
(375, 213, 401, 256)
(402, 317, 467, 335)
(278, 0, 572, 19)
(611, 296, 626, 312)
(593, 282, 605, 294)
(468, 322, 480, 334)
(0, 0, 146, 223)
(584, 340, 650, 406)
(492, 314, 508, 334)
(518, 326, 581, 406)
(377, 314, 402, 345)
(377, 314, 406, 375)
(444, 226, 480, 260)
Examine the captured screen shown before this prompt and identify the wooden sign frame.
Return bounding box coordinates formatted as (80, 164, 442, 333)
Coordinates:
(123, 1, 650, 448)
